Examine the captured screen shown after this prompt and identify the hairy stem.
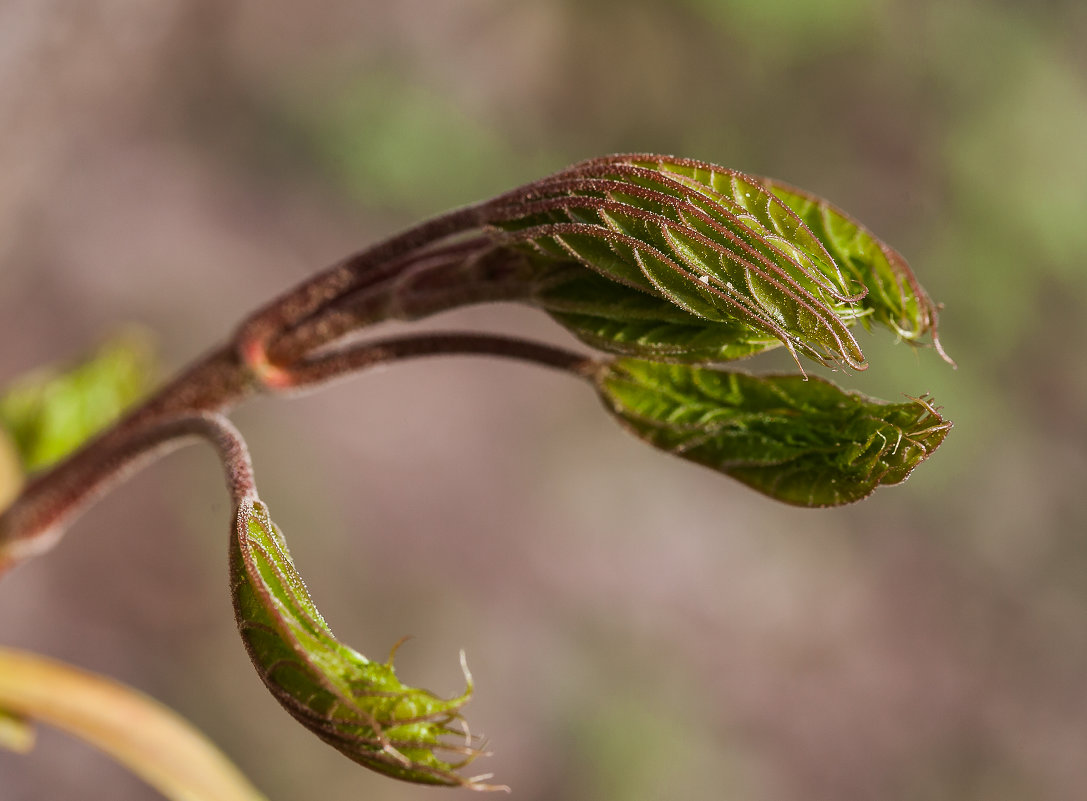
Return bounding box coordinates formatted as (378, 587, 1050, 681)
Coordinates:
(235, 204, 494, 375)
(264, 240, 540, 367)
(0, 412, 254, 573)
(275, 332, 599, 392)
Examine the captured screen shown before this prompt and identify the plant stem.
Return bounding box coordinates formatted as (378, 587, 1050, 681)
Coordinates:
(234, 204, 493, 376)
(0, 330, 595, 576)
(263, 239, 540, 367)
(0, 410, 254, 573)
(276, 332, 599, 391)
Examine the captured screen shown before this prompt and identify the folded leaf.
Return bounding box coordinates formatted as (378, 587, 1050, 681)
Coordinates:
(481, 154, 950, 372)
(596, 359, 951, 507)
(230, 499, 500, 790)
(489, 154, 873, 370)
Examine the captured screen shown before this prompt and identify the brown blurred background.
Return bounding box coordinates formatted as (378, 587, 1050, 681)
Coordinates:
(2, 1, 1086, 799)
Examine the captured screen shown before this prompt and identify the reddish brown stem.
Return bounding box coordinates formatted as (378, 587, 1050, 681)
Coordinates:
(0, 328, 595, 576)
(234, 203, 494, 377)
(275, 332, 599, 392)
(0, 409, 255, 573)
(265, 241, 541, 366)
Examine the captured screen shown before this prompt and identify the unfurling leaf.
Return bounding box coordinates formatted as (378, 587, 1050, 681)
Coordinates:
(230, 499, 501, 790)
(483, 154, 945, 371)
(0, 330, 155, 472)
(596, 359, 951, 507)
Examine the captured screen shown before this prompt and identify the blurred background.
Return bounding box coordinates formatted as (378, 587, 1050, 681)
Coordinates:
(1, 1, 1086, 799)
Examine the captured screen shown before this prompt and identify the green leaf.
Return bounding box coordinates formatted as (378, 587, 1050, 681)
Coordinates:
(0, 330, 156, 472)
(0, 647, 269, 801)
(596, 359, 951, 507)
(230, 499, 501, 791)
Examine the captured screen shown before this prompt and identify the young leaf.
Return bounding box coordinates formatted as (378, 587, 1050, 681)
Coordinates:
(230, 499, 501, 791)
(596, 359, 951, 507)
(0, 647, 269, 801)
(487, 154, 872, 370)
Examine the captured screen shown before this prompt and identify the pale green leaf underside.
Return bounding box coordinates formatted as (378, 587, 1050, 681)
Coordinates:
(230, 500, 496, 789)
(535, 268, 781, 363)
(597, 359, 951, 507)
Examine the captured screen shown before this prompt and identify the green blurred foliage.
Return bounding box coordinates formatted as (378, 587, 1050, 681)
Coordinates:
(566, 690, 723, 800)
(683, 0, 883, 57)
(0, 331, 156, 474)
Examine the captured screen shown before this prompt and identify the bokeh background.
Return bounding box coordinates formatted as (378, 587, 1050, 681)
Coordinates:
(2, 1, 1086, 799)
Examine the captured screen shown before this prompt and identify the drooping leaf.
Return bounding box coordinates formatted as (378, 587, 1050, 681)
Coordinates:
(596, 358, 951, 507)
(230, 499, 501, 791)
(0, 647, 269, 801)
(0, 330, 156, 472)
